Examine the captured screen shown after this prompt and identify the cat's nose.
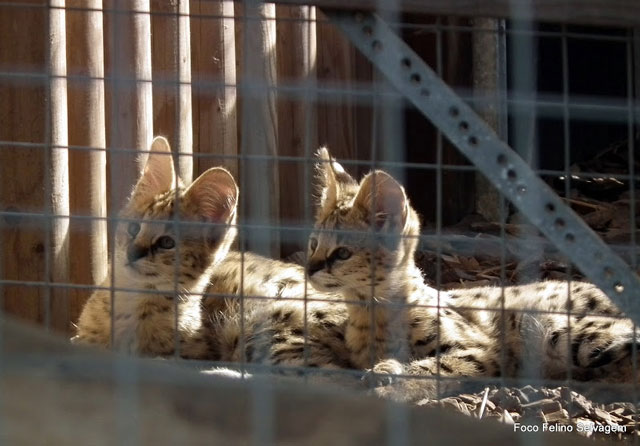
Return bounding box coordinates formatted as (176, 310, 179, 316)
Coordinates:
(127, 244, 149, 263)
(306, 260, 326, 276)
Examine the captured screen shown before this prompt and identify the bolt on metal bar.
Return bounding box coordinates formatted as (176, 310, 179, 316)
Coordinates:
(325, 9, 640, 324)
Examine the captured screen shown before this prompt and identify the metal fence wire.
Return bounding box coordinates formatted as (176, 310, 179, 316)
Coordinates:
(0, 0, 639, 444)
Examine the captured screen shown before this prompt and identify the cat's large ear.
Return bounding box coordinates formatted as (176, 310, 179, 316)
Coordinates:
(315, 147, 355, 210)
(184, 167, 238, 223)
(132, 136, 176, 202)
(353, 170, 407, 232)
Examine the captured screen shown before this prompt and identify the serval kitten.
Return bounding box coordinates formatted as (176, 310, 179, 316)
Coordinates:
(308, 148, 640, 402)
(74, 138, 352, 372)
(200, 253, 354, 372)
(73, 136, 238, 357)
(197, 236, 355, 370)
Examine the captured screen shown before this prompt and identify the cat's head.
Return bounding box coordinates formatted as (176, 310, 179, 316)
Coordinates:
(114, 136, 238, 290)
(306, 148, 420, 295)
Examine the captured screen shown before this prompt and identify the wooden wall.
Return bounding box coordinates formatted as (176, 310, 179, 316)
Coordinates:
(0, 1, 49, 327)
(67, 0, 109, 329)
(0, 1, 471, 333)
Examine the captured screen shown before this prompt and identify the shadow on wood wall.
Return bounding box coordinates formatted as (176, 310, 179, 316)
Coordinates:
(0, 2, 471, 334)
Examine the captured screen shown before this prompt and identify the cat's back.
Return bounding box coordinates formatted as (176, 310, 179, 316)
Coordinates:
(207, 250, 342, 303)
(444, 280, 618, 315)
(203, 251, 351, 367)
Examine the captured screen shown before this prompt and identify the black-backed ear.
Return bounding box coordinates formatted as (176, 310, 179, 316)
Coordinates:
(184, 167, 238, 223)
(315, 147, 356, 210)
(353, 170, 407, 232)
(132, 136, 176, 202)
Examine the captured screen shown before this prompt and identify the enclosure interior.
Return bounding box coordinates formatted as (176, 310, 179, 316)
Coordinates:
(0, 0, 639, 438)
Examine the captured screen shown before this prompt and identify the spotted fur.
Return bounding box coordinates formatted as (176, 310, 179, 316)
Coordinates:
(199, 250, 353, 370)
(308, 148, 640, 401)
(73, 138, 352, 372)
(73, 136, 238, 357)
(74, 140, 640, 402)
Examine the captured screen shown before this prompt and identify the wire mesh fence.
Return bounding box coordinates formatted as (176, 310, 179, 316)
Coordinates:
(0, 0, 639, 443)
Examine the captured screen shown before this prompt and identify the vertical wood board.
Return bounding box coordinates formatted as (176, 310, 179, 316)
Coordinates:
(0, 2, 48, 324)
(191, 0, 238, 178)
(66, 0, 108, 330)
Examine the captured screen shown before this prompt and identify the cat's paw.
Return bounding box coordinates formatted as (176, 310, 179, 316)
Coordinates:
(362, 358, 404, 388)
(373, 358, 405, 375)
(364, 359, 438, 403)
(373, 377, 437, 403)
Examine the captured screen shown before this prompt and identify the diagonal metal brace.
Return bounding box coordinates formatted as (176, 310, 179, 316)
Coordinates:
(325, 10, 640, 323)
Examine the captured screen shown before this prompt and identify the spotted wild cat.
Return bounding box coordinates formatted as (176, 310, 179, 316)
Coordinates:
(75, 141, 640, 402)
(73, 138, 353, 373)
(307, 148, 639, 401)
(73, 136, 239, 357)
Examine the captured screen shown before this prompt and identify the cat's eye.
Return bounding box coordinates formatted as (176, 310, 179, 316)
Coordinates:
(127, 222, 140, 237)
(157, 235, 175, 250)
(309, 237, 318, 252)
(335, 247, 352, 260)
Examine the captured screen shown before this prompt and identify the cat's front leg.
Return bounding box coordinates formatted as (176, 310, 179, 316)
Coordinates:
(367, 348, 497, 403)
(73, 287, 112, 348)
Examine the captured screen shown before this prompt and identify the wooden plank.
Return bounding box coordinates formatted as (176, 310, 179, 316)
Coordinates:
(234, 0, 245, 154)
(316, 8, 374, 182)
(190, 0, 238, 178)
(352, 49, 373, 180)
(472, 18, 503, 222)
(2, 318, 590, 446)
(47, 0, 71, 333)
(316, 9, 357, 161)
(276, 4, 317, 256)
(403, 16, 475, 225)
(634, 29, 640, 114)
(265, 0, 640, 28)
(104, 0, 153, 213)
(66, 0, 108, 332)
(437, 19, 476, 225)
(238, 1, 280, 258)
(151, 0, 193, 182)
(0, 1, 48, 325)
(177, 0, 194, 182)
(150, 1, 178, 173)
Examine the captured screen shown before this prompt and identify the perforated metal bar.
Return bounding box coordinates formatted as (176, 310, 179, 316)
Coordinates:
(325, 10, 640, 323)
